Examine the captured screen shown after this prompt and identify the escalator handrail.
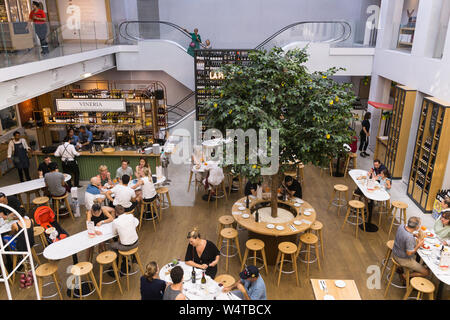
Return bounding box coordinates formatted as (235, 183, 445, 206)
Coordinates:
(254, 21, 351, 50)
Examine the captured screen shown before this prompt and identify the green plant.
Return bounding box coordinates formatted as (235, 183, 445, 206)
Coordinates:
(204, 47, 356, 217)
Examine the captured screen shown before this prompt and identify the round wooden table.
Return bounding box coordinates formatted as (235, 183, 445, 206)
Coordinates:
(232, 196, 316, 265)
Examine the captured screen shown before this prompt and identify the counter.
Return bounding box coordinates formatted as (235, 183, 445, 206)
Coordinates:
(33, 150, 160, 181)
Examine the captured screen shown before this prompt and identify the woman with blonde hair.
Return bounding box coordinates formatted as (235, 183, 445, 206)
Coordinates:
(140, 261, 166, 300)
(132, 166, 155, 205)
(185, 227, 220, 278)
(97, 165, 112, 187)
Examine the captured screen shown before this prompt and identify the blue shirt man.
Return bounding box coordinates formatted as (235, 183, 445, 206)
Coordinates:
(79, 126, 93, 148)
(223, 265, 267, 300)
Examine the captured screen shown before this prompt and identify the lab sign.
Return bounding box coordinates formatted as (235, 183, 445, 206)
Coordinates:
(56, 99, 126, 112)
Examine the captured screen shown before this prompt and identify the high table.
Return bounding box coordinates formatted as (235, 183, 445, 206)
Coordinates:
(0, 174, 71, 212)
(348, 169, 390, 232)
(310, 279, 362, 300)
(232, 196, 316, 264)
(417, 229, 450, 300)
(159, 261, 240, 300)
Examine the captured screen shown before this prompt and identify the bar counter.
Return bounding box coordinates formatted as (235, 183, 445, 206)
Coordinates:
(33, 150, 160, 181)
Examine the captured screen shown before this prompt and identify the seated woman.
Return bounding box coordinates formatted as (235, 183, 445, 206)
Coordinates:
(135, 157, 150, 179)
(378, 168, 392, 192)
(435, 202, 450, 245)
(97, 165, 112, 187)
(244, 179, 262, 197)
(140, 261, 167, 300)
(133, 167, 157, 217)
(185, 227, 220, 279)
(87, 203, 114, 226)
(203, 163, 224, 197)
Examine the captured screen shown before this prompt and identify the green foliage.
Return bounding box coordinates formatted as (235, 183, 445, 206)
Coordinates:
(204, 47, 356, 180)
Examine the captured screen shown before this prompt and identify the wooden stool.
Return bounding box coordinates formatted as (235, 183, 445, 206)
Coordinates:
(387, 201, 408, 240)
(118, 247, 145, 291)
(32, 196, 49, 207)
(25, 191, 42, 213)
(217, 215, 235, 247)
(33, 226, 48, 256)
(187, 167, 203, 192)
(327, 184, 348, 216)
(241, 239, 269, 275)
(140, 199, 159, 232)
(35, 262, 63, 300)
(227, 172, 242, 196)
(341, 200, 366, 238)
(274, 242, 299, 287)
(380, 240, 395, 280)
(52, 193, 74, 223)
(96, 251, 123, 295)
(297, 233, 321, 277)
(351, 191, 362, 201)
(220, 228, 242, 272)
(208, 181, 228, 209)
(343, 153, 357, 178)
(377, 199, 391, 227)
(403, 277, 435, 300)
(310, 221, 324, 259)
(70, 262, 102, 300)
(215, 274, 236, 287)
(156, 187, 171, 216)
(384, 258, 411, 297)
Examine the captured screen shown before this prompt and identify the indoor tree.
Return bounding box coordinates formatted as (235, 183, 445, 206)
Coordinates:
(204, 47, 356, 217)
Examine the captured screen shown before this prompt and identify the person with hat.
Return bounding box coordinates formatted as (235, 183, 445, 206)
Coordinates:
(222, 265, 267, 300)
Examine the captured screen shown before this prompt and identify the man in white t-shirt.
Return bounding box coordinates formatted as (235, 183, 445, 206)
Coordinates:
(110, 205, 139, 253)
(106, 174, 137, 212)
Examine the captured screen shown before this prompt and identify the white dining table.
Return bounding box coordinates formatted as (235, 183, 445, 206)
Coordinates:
(0, 220, 17, 235)
(43, 217, 139, 260)
(0, 174, 72, 197)
(159, 261, 241, 300)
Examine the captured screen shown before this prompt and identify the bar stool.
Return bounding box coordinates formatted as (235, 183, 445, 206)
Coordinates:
(297, 233, 321, 277)
(70, 262, 103, 300)
(220, 228, 242, 272)
(387, 201, 408, 240)
(25, 191, 42, 213)
(96, 251, 123, 295)
(403, 277, 435, 300)
(32, 196, 49, 209)
(345, 192, 363, 226)
(384, 257, 411, 297)
(377, 199, 391, 226)
(241, 239, 269, 275)
(216, 215, 235, 247)
(118, 247, 145, 291)
(139, 199, 159, 232)
(35, 262, 63, 300)
(33, 226, 48, 256)
(320, 158, 334, 177)
(343, 153, 357, 178)
(156, 187, 171, 214)
(274, 242, 299, 287)
(227, 172, 242, 195)
(52, 193, 74, 223)
(215, 274, 236, 287)
(208, 181, 228, 209)
(327, 184, 348, 216)
(380, 240, 395, 280)
(341, 200, 366, 238)
(309, 221, 324, 259)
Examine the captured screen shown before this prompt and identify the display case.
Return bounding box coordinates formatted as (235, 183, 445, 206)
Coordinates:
(397, 27, 415, 49)
(384, 85, 416, 178)
(407, 97, 450, 212)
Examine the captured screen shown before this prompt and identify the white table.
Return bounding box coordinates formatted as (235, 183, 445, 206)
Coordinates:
(43, 217, 139, 260)
(0, 220, 17, 234)
(348, 169, 390, 233)
(159, 261, 240, 300)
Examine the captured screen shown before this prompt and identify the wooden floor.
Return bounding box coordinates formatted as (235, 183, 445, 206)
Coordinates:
(1, 164, 448, 300)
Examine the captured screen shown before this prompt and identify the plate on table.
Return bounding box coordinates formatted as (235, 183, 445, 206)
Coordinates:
(334, 280, 346, 288)
(238, 206, 246, 211)
(425, 231, 436, 238)
(295, 198, 304, 204)
(266, 224, 275, 229)
(293, 220, 302, 226)
(276, 225, 285, 231)
(242, 213, 250, 219)
(323, 294, 335, 300)
(303, 211, 312, 216)
(294, 203, 301, 207)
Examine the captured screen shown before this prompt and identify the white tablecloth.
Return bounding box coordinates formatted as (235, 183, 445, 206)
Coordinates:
(348, 169, 390, 202)
(43, 217, 139, 260)
(159, 261, 240, 300)
(417, 230, 450, 285)
(0, 174, 72, 196)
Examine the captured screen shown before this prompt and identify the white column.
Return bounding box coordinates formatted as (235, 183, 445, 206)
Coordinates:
(411, 0, 442, 57)
(441, 10, 450, 61)
(377, 0, 404, 50)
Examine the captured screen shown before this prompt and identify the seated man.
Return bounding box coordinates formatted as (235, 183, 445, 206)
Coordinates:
(44, 162, 70, 198)
(163, 266, 186, 300)
(38, 155, 52, 179)
(116, 160, 133, 182)
(0, 192, 26, 219)
(392, 216, 430, 282)
(244, 180, 261, 197)
(222, 265, 267, 300)
(282, 175, 302, 199)
(110, 205, 139, 254)
(369, 159, 387, 180)
(106, 175, 137, 213)
(85, 177, 115, 217)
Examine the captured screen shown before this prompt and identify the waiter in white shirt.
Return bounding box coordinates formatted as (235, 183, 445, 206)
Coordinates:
(54, 136, 80, 188)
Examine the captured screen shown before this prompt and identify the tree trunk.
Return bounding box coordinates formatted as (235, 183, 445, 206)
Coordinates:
(271, 173, 278, 218)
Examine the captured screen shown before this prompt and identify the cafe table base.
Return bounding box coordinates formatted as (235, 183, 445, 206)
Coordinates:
(248, 232, 297, 265)
(66, 281, 96, 298)
(359, 222, 379, 232)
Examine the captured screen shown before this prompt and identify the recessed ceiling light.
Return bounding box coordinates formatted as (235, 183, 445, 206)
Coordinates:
(81, 72, 92, 78)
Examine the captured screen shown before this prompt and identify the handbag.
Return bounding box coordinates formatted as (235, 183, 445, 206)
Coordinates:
(189, 41, 195, 48)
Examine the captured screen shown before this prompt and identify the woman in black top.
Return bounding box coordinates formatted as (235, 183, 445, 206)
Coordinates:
(86, 203, 114, 227)
(359, 112, 371, 157)
(140, 261, 166, 300)
(185, 228, 220, 279)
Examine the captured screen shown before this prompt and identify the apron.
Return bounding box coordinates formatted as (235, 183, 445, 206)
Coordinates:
(13, 142, 29, 169)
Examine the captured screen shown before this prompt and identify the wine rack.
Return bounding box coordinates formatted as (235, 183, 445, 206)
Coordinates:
(384, 85, 416, 178)
(194, 49, 252, 136)
(407, 96, 450, 212)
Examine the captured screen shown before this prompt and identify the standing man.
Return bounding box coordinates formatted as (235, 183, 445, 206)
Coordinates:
(54, 136, 80, 188)
(7, 131, 32, 182)
(78, 126, 93, 151)
(29, 1, 49, 55)
(38, 155, 52, 178)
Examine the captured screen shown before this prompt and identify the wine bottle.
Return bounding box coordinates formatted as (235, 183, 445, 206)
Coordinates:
(246, 195, 249, 208)
(191, 267, 196, 284)
(255, 209, 259, 222)
(201, 272, 206, 284)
